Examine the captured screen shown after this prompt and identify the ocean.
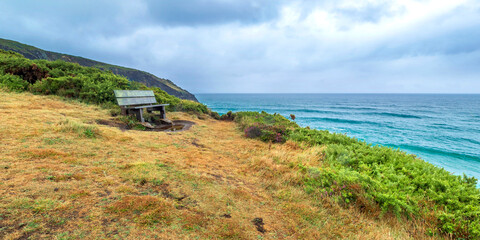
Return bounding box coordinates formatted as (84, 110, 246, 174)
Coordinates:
(196, 94, 480, 186)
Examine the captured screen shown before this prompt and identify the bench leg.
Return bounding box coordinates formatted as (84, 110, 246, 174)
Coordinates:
(138, 108, 145, 123)
(128, 109, 145, 123)
(121, 107, 127, 116)
(160, 106, 166, 119)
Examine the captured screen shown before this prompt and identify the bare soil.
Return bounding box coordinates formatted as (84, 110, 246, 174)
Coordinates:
(95, 119, 195, 132)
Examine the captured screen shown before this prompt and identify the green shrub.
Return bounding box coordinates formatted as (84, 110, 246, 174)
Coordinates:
(175, 99, 209, 114)
(220, 111, 236, 121)
(31, 72, 131, 104)
(298, 127, 480, 238)
(209, 111, 221, 120)
(234, 112, 294, 143)
(234, 111, 298, 129)
(244, 126, 262, 139)
(0, 74, 29, 92)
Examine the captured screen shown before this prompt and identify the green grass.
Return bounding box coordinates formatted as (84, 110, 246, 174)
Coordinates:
(235, 111, 298, 143)
(57, 119, 101, 139)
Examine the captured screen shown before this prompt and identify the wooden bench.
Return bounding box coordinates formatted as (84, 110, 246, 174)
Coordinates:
(114, 90, 169, 123)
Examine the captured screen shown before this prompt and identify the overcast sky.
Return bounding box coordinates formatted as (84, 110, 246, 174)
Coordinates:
(1, 0, 480, 93)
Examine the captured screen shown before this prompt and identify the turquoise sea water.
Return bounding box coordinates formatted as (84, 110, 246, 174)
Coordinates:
(196, 94, 480, 185)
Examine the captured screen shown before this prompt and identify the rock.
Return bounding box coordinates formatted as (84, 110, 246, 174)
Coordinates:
(140, 122, 154, 129)
(160, 119, 173, 125)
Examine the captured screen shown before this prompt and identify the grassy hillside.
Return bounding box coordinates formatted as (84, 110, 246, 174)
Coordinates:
(0, 49, 208, 115)
(1, 91, 416, 239)
(0, 38, 197, 101)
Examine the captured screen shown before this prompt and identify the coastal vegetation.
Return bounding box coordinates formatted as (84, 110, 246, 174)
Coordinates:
(1, 49, 479, 239)
(0, 49, 208, 114)
(234, 111, 480, 239)
(0, 38, 197, 101)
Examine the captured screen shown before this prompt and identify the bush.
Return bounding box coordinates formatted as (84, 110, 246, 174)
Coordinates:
(258, 125, 287, 143)
(176, 99, 209, 114)
(0, 74, 29, 92)
(220, 111, 236, 121)
(244, 126, 262, 139)
(234, 111, 298, 130)
(235, 112, 293, 143)
(209, 111, 221, 120)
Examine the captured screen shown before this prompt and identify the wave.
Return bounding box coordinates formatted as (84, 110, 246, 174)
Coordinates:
(327, 106, 378, 111)
(393, 144, 480, 163)
(430, 123, 463, 131)
(306, 108, 425, 119)
(294, 109, 340, 114)
(303, 117, 388, 128)
(365, 112, 423, 119)
(444, 136, 480, 146)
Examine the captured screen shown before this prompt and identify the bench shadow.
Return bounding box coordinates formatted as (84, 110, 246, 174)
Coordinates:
(96, 119, 195, 132)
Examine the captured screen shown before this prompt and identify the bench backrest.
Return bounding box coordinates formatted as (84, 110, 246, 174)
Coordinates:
(114, 90, 157, 106)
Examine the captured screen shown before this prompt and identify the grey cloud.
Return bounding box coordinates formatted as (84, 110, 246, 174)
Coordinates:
(144, 0, 284, 26)
(334, 2, 402, 24)
(1, 0, 479, 94)
(364, 21, 480, 62)
(284, 0, 403, 27)
(1, 0, 148, 36)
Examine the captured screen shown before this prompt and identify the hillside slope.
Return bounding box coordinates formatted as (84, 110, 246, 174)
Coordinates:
(0, 38, 197, 101)
(0, 91, 413, 239)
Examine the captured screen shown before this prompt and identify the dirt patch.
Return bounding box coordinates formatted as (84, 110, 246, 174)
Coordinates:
(137, 182, 188, 202)
(191, 139, 207, 148)
(252, 217, 266, 233)
(96, 119, 195, 132)
(96, 119, 128, 131)
(151, 120, 195, 132)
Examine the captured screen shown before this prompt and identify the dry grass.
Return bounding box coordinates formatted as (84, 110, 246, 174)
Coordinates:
(0, 91, 421, 239)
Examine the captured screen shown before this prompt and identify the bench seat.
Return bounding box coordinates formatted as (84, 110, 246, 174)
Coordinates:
(125, 104, 169, 109)
(114, 90, 169, 122)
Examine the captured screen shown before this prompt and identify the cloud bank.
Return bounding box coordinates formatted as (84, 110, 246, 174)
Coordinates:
(1, 0, 479, 93)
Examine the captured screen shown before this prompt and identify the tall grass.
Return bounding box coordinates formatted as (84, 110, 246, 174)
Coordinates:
(56, 119, 100, 138)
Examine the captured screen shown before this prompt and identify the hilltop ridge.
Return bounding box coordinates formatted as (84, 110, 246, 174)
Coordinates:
(0, 38, 197, 101)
